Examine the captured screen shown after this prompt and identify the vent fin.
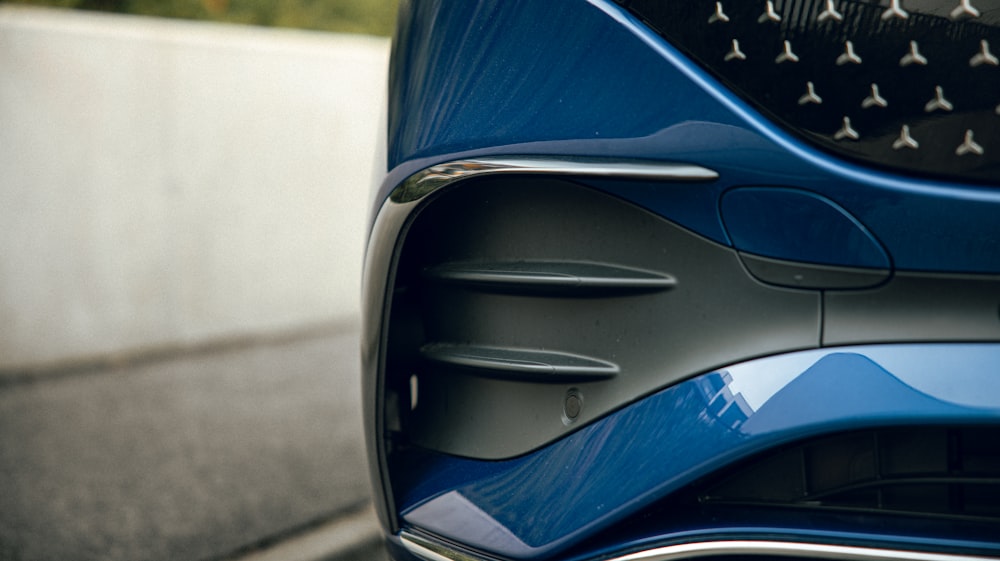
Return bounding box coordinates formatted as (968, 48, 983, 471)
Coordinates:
(420, 343, 619, 382)
(423, 261, 675, 295)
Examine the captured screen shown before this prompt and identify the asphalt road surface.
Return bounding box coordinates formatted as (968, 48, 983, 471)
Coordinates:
(0, 325, 385, 561)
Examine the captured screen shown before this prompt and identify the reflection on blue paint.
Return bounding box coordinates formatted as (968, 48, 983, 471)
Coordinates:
(720, 188, 891, 269)
(695, 370, 752, 431)
(400, 344, 1000, 560)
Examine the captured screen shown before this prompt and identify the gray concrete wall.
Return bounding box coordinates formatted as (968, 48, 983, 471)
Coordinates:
(0, 6, 388, 370)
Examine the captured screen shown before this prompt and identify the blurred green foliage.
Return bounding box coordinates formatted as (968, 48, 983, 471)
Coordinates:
(1, 0, 399, 36)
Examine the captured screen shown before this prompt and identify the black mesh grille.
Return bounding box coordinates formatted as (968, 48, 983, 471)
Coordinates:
(702, 427, 1000, 521)
(616, 0, 1000, 183)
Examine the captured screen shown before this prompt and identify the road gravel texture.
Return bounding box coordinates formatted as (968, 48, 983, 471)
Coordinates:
(0, 327, 378, 561)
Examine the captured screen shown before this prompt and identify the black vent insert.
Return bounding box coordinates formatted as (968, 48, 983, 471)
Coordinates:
(702, 427, 1000, 521)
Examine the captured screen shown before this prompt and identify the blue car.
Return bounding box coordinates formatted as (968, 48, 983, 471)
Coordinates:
(362, 1, 1000, 560)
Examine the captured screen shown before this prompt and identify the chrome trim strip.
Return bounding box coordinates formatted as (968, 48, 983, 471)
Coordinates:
(399, 530, 998, 561)
(390, 156, 719, 203)
(400, 530, 497, 561)
(612, 541, 998, 561)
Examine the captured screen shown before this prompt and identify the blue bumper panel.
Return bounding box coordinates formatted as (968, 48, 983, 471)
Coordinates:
(398, 344, 1000, 559)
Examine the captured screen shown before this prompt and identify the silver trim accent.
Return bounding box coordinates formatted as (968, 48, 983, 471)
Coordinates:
(612, 541, 998, 561)
(834, 116, 860, 141)
(893, 124, 919, 150)
(391, 157, 718, 204)
(401, 531, 495, 561)
(882, 0, 910, 20)
(709, 2, 730, 23)
(775, 40, 800, 63)
(956, 130, 984, 156)
(818, 0, 844, 22)
(798, 81, 822, 105)
(399, 531, 999, 561)
(837, 41, 862, 65)
(862, 83, 888, 109)
(725, 38, 747, 61)
(950, 0, 981, 20)
(970, 40, 998, 67)
(924, 86, 954, 113)
(758, 0, 782, 23)
(900, 40, 928, 66)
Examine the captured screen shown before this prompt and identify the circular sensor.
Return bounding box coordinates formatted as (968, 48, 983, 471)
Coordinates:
(563, 388, 584, 425)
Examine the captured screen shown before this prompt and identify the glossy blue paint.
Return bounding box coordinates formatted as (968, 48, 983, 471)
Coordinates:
(720, 187, 891, 269)
(383, 0, 1000, 273)
(388, 0, 718, 169)
(398, 344, 1000, 560)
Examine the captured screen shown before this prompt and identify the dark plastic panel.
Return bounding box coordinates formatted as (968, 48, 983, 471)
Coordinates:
(390, 177, 820, 459)
(740, 252, 890, 289)
(825, 271, 1000, 344)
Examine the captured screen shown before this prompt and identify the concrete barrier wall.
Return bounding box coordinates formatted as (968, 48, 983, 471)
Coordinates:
(0, 6, 388, 370)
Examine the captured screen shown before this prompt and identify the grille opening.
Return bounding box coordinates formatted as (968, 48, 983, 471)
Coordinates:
(702, 426, 1000, 522)
(615, 0, 1000, 183)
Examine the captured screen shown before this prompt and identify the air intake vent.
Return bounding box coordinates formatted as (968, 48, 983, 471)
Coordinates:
(382, 176, 819, 459)
(702, 427, 1000, 521)
(616, 0, 1000, 183)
